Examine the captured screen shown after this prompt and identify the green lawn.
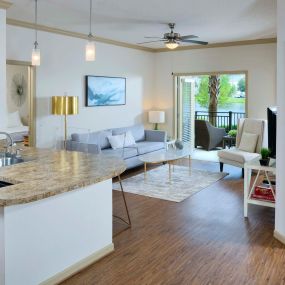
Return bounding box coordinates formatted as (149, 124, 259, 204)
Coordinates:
(227, 97, 246, 103)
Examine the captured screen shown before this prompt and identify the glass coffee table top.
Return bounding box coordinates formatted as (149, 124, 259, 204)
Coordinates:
(139, 145, 192, 164)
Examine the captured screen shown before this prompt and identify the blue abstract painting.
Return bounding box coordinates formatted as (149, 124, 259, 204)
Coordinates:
(86, 76, 126, 107)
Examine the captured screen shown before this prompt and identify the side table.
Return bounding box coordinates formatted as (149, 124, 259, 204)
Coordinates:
(222, 135, 236, 149)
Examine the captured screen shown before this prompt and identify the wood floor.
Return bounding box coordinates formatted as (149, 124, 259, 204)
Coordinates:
(62, 159, 285, 285)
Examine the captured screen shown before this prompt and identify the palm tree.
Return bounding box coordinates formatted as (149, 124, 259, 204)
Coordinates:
(208, 75, 220, 126)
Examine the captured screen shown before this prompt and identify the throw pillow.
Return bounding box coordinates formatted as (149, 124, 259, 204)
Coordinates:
(238, 132, 258, 153)
(124, 131, 136, 146)
(7, 111, 23, 128)
(107, 134, 125, 150)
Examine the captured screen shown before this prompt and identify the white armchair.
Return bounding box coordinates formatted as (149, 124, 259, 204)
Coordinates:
(218, 118, 267, 177)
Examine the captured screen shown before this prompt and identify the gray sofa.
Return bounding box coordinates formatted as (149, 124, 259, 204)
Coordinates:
(66, 124, 167, 170)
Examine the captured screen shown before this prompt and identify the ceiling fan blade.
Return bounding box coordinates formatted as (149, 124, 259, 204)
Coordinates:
(180, 39, 208, 45)
(137, 40, 167, 44)
(180, 35, 199, 40)
(144, 36, 164, 39)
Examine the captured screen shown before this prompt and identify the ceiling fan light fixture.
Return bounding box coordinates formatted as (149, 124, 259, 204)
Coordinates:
(165, 40, 179, 50)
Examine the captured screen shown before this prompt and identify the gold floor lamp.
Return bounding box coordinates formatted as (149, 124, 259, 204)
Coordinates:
(52, 95, 79, 149)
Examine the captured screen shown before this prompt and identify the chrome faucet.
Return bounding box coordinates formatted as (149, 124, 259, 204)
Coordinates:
(0, 132, 14, 154)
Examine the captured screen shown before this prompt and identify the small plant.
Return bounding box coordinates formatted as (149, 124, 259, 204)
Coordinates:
(260, 148, 271, 166)
(228, 130, 237, 137)
(261, 148, 271, 159)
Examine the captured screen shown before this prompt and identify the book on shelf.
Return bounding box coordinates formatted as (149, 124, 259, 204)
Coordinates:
(251, 183, 275, 203)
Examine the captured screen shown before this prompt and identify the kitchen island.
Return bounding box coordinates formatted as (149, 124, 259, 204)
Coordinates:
(0, 147, 126, 285)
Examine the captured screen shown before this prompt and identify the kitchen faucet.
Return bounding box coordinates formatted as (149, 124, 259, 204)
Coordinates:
(0, 132, 14, 154)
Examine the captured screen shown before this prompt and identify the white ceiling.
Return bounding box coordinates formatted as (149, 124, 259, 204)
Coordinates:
(7, 0, 277, 49)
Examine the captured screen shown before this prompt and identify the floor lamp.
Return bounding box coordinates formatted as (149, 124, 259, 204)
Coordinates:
(52, 96, 79, 149)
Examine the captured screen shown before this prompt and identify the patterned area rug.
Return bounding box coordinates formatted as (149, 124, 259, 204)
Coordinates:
(113, 165, 228, 202)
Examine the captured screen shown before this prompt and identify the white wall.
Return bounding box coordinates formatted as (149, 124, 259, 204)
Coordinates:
(0, 9, 6, 129)
(275, 0, 285, 242)
(154, 44, 277, 136)
(6, 25, 155, 147)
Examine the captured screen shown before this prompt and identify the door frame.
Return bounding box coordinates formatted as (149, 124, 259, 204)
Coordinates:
(173, 70, 248, 141)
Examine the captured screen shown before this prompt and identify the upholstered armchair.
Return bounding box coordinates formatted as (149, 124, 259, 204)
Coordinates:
(195, 120, 226, 151)
(218, 118, 267, 176)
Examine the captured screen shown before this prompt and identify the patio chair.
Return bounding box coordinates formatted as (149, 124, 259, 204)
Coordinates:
(218, 118, 267, 177)
(195, 120, 226, 151)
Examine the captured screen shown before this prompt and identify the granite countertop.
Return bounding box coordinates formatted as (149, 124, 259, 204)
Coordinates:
(0, 146, 126, 206)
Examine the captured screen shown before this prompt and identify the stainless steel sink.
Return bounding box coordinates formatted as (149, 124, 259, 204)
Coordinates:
(0, 153, 34, 168)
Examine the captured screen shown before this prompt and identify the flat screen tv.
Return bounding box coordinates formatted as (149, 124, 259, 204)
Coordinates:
(267, 107, 277, 158)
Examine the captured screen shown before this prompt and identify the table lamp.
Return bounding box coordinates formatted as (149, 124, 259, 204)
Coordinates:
(52, 95, 79, 149)
(149, 111, 165, 130)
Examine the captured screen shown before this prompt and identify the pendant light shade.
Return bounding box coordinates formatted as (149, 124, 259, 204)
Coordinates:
(86, 40, 96, 61)
(32, 46, 40, 66)
(32, 0, 40, 66)
(86, 0, 96, 61)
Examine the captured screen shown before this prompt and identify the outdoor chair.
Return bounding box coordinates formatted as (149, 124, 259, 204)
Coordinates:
(195, 120, 226, 151)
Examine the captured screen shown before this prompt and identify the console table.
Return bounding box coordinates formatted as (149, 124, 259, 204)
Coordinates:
(244, 158, 276, 218)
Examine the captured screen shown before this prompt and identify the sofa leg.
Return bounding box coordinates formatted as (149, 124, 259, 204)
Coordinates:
(242, 168, 244, 178)
(220, 162, 224, 172)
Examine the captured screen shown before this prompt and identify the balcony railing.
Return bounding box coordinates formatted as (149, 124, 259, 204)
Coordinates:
(195, 111, 246, 132)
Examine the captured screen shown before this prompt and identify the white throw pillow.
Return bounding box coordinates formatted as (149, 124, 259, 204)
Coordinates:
(7, 111, 23, 128)
(108, 134, 125, 150)
(238, 132, 258, 153)
(124, 131, 136, 146)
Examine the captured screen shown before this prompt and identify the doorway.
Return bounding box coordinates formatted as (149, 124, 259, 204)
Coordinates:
(174, 71, 247, 158)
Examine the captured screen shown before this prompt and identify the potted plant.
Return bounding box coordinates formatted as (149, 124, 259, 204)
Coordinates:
(260, 148, 271, 166)
(228, 130, 237, 137)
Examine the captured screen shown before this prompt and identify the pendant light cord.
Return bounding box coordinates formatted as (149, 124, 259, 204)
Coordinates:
(34, 0, 38, 48)
(89, 0, 92, 38)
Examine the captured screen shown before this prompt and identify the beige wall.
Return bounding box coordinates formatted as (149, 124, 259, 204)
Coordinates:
(6, 64, 29, 125)
(154, 44, 277, 136)
(6, 25, 155, 147)
(0, 9, 6, 129)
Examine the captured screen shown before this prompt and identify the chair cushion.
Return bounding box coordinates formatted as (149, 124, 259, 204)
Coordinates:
(112, 124, 145, 142)
(101, 147, 138, 159)
(136, 141, 165, 155)
(218, 148, 260, 164)
(71, 130, 112, 149)
(238, 132, 258, 153)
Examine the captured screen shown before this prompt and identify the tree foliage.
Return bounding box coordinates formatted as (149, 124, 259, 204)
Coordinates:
(195, 75, 236, 108)
(237, 78, 246, 92)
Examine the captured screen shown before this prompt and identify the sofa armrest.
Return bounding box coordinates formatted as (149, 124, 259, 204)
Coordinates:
(66, 140, 101, 154)
(145, 130, 167, 142)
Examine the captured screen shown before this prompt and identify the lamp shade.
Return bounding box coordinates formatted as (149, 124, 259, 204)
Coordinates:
(52, 96, 79, 115)
(149, 111, 165, 124)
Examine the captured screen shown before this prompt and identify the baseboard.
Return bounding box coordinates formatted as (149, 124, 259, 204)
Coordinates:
(40, 243, 114, 285)
(274, 230, 285, 244)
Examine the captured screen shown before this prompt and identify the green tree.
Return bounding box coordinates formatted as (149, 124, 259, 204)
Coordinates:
(237, 78, 245, 92)
(195, 75, 236, 109)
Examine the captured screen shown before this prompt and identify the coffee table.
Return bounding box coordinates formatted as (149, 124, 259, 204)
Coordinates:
(139, 146, 192, 181)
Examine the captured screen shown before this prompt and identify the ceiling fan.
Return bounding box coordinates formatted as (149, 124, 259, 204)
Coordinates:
(138, 23, 208, 49)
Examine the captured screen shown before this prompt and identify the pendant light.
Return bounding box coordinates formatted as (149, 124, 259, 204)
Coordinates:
(31, 0, 40, 66)
(165, 39, 179, 50)
(85, 0, 96, 61)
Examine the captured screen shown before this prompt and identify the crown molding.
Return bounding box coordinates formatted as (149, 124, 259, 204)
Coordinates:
(0, 0, 12, 9)
(154, 37, 277, 52)
(6, 18, 276, 53)
(6, 18, 155, 53)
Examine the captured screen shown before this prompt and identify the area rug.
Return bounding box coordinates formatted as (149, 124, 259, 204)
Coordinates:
(191, 148, 220, 163)
(113, 165, 228, 202)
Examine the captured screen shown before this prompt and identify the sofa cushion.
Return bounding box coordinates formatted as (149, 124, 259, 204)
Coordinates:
(218, 148, 260, 164)
(71, 130, 112, 149)
(136, 141, 165, 155)
(102, 147, 138, 159)
(112, 124, 145, 142)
